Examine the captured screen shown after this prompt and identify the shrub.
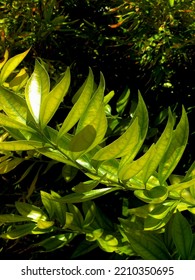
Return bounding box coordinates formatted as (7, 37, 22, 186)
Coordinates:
(0, 50, 194, 259)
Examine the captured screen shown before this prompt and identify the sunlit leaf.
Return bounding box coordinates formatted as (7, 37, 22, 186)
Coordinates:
(34, 233, 77, 252)
(118, 144, 156, 180)
(0, 48, 30, 84)
(93, 117, 139, 160)
(8, 68, 29, 91)
(0, 157, 24, 174)
(0, 86, 28, 124)
(70, 72, 107, 159)
(116, 87, 130, 115)
(15, 201, 48, 221)
(0, 223, 36, 239)
(36, 220, 54, 229)
(25, 59, 50, 123)
(134, 186, 168, 204)
(0, 140, 45, 151)
(119, 92, 148, 167)
(0, 112, 36, 132)
(139, 109, 174, 183)
(56, 187, 120, 204)
(158, 106, 189, 183)
(58, 68, 94, 137)
(40, 67, 70, 128)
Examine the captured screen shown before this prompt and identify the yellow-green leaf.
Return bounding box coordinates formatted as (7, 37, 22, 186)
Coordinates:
(139, 109, 174, 183)
(0, 140, 45, 151)
(118, 144, 156, 180)
(158, 106, 189, 183)
(25, 59, 50, 123)
(93, 117, 139, 161)
(0, 48, 30, 84)
(58, 68, 94, 137)
(119, 92, 148, 167)
(0, 86, 28, 124)
(0, 223, 36, 239)
(0, 112, 36, 132)
(134, 186, 168, 204)
(40, 67, 70, 128)
(8, 68, 29, 91)
(0, 157, 24, 174)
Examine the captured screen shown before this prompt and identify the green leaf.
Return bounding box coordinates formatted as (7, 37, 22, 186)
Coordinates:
(40, 67, 70, 128)
(8, 68, 29, 92)
(139, 109, 174, 183)
(0, 214, 32, 223)
(103, 90, 115, 105)
(169, 0, 174, 7)
(172, 211, 193, 259)
(41, 191, 66, 226)
(25, 59, 50, 123)
(0, 86, 28, 124)
(70, 72, 107, 159)
(0, 112, 36, 132)
(62, 164, 78, 182)
(0, 140, 45, 151)
(36, 220, 54, 229)
(134, 186, 168, 204)
(93, 117, 139, 160)
(158, 107, 189, 183)
(58, 68, 94, 137)
(0, 223, 36, 239)
(97, 234, 119, 252)
(116, 87, 130, 115)
(56, 187, 120, 204)
(0, 157, 24, 174)
(0, 48, 30, 84)
(72, 180, 100, 193)
(119, 92, 149, 167)
(144, 202, 178, 230)
(34, 233, 77, 252)
(118, 144, 156, 181)
(122, 229, 171, 259)
(15, 201, 48, 221)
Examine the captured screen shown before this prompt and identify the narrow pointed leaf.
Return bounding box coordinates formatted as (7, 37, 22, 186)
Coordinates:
(93, 117, 139, 161)
(40, 67, 70, 128)
(118, 144, 156, 180)
(15, 201, 47, 221)
(8, 68, 29, 91)
(70, 73, 107, 158)
(0, 112, 36, 132)
(0, 86, 28, 123)
(56, 187, 120, 203)
(158, 107, 189, 183)
(140, 110, 174, 183)
(0, 48, 30, 84)
(0, 223, 36, 239)
(58, 68, 94, 137)
(172, 211, 193, 259)
(0, 140, 45, 151)
(119, 92, 149, 167)
(25, 59, 50, 123)
(0, 157, 24, 174)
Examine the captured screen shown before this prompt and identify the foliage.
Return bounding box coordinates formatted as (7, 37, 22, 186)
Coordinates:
(0, 50, 194, 259)
(108, 0, 195, 86)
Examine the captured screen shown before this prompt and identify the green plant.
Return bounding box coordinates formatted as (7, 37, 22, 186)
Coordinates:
(0, 50, 194, 259)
